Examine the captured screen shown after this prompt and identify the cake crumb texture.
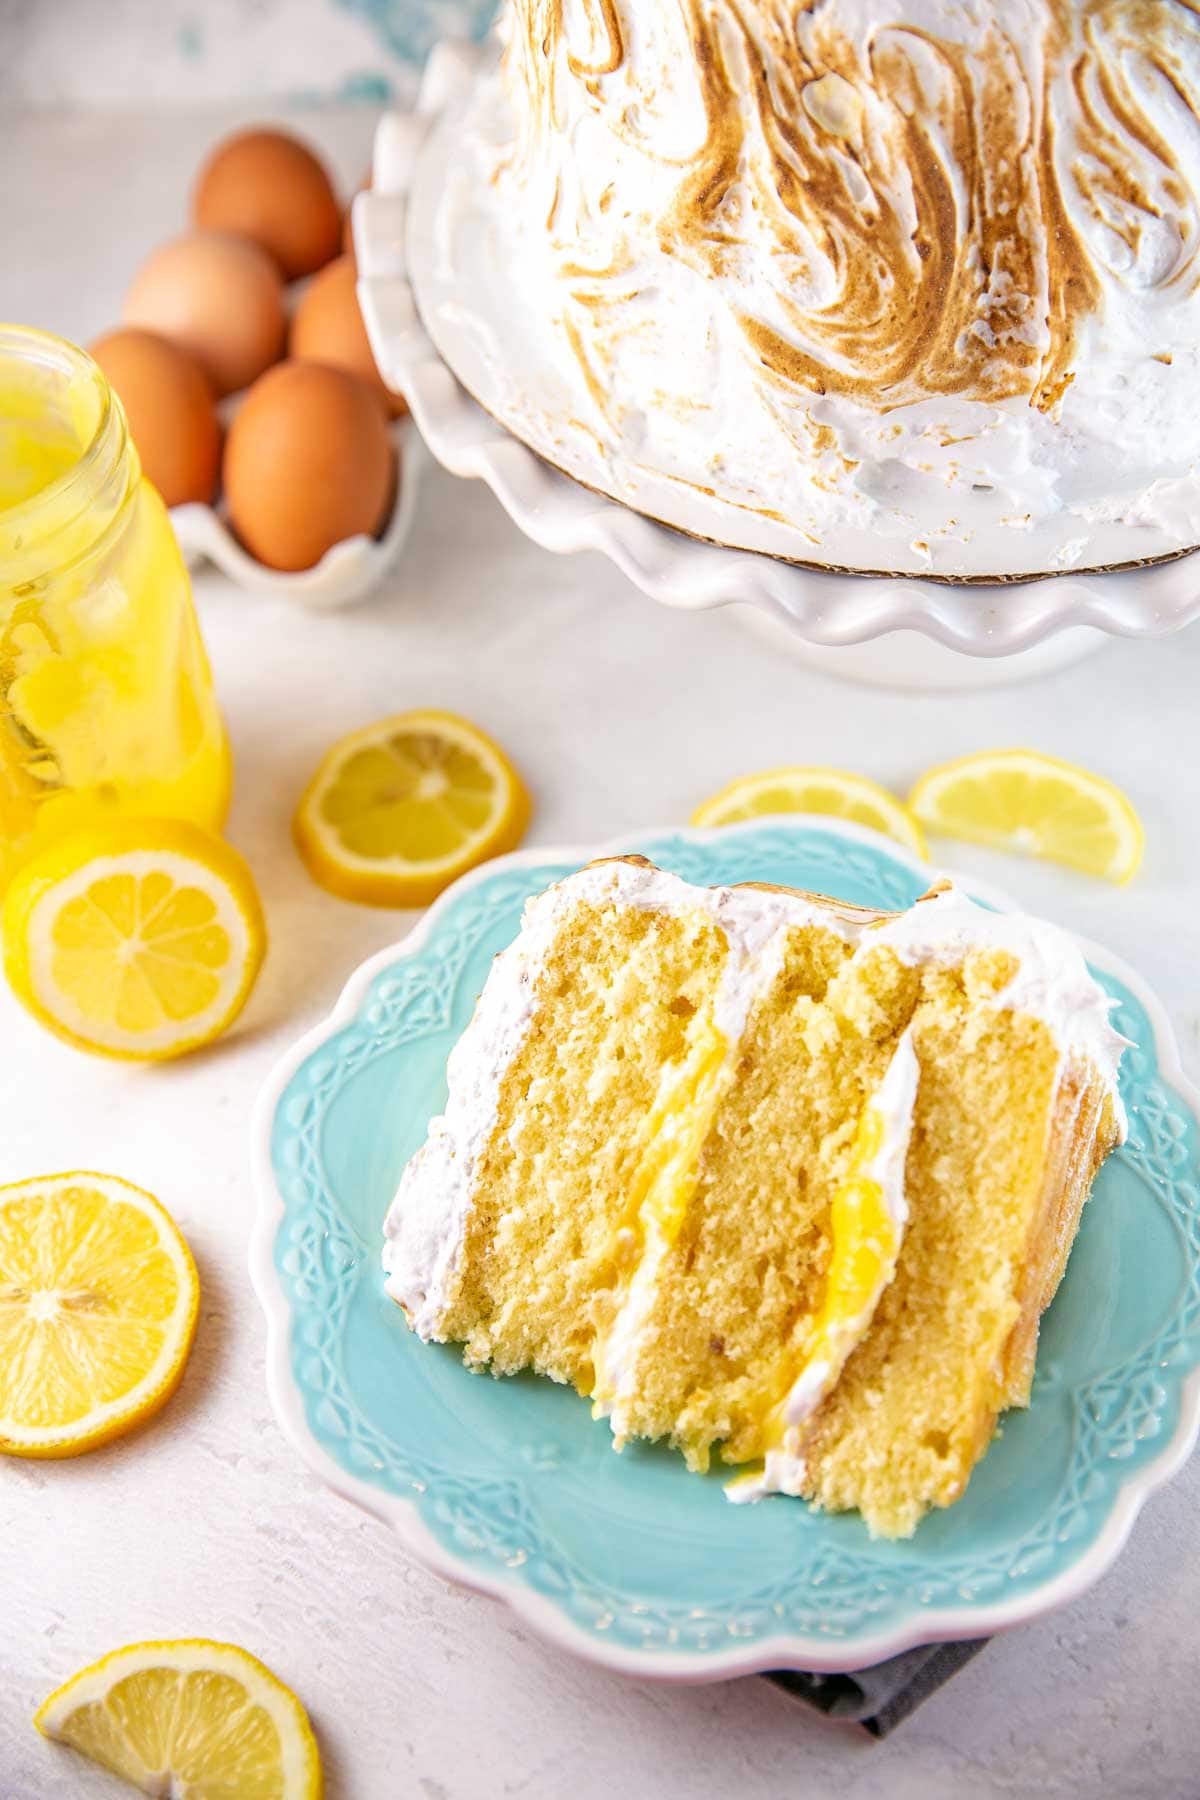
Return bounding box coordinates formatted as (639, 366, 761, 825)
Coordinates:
(385, 861, 1124, 1537)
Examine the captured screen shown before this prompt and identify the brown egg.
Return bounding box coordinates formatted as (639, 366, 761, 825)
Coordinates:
(90, 327, 221, 507)
(124, 231, 286, 398)
(223, 361, 396, 571)
(193, 128, 342, 280)
(290, 255, 407, 419)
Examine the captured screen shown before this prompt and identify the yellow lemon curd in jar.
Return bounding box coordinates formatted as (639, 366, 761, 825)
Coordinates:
(0, 326, 229, 890)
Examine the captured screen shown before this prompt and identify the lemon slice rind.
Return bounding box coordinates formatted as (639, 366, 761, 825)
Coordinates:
(0, 1171, 199, 1459)
(3, 820, 266, 1061)
(35, 1638, 322, 1798)
(294, 708, 531, 907)
(908, 748, 1144, 884)
(691, 766, 928, 860)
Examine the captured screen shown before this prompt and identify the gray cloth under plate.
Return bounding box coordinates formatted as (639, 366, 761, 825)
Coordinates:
(764, 1639, 988, 1737)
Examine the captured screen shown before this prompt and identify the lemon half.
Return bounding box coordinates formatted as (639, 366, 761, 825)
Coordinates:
(3, 818, 266, 1059)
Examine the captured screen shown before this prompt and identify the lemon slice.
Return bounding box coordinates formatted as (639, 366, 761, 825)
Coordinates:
(35, 1639, 322, 1797)
(0, 1172, 198, 1458)
(691, 766, 927, 859)
(908, 749, 1144, 883)
(294, 708, 531, 906)
(3, 819, 266, 1059)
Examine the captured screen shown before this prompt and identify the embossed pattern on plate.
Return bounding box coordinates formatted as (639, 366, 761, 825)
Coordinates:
(251, 820, 1200, 1676)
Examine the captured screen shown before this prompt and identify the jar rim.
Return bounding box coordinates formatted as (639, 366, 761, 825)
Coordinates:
(0, 323, 134, 578)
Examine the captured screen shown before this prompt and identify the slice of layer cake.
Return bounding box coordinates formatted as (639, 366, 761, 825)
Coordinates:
(383, 858, 1126, 1537)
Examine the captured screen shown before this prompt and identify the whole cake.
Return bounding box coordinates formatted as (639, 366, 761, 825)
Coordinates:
(409, 0, 1200, 577)
(382, 859, 1126, 1537)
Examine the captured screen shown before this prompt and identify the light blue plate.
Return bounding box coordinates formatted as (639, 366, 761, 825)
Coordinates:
(251, 820, 1200, 1677)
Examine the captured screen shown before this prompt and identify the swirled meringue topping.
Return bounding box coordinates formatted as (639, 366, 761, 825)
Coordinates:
(409, 2, 1200, 576)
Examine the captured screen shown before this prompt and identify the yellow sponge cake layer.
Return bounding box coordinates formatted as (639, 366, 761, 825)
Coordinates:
(437, 895, 730, 1389)
(383, 860, 1126, 1536)
(608, 930, 917, 1473)
(794, 961, 1087, 1537)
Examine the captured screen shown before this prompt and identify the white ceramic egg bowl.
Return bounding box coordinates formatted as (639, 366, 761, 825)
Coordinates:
(170, 415, 421, 610)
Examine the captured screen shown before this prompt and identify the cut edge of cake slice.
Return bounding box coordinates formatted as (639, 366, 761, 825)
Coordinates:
(594, 910, 923, 1471)
(381, 860, 1128, 1538)
(724, 1022, 919, 1503)
(382, 857, 883, 1368)
(777, 886, 1128, 1536)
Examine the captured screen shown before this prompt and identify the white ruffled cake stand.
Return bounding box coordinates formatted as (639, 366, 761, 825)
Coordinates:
(354, 41, 1200, 692)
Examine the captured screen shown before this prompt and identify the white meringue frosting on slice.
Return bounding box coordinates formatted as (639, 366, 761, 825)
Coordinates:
(382, 862, 1127, 1345)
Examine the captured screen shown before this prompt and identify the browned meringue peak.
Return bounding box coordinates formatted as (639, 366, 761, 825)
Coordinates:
(508, 0, 1200, 417)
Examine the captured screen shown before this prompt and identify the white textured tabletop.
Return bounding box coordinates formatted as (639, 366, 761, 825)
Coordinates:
(3, 107, 1200, 1800)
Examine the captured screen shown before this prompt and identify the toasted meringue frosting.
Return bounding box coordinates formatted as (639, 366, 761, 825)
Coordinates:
(407, 0, 1200, 577)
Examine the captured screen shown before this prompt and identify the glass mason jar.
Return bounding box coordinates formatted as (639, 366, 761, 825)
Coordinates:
(0, 325, 230, 891)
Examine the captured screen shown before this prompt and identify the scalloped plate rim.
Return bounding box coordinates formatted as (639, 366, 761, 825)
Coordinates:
(249, 817, 1200, 1679)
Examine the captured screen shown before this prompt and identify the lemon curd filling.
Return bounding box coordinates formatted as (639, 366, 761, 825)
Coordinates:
(588, 1009, 729, 1419)
(384, 861, 1127, 1536)
(0, 326, 229, 890)
(727, 1028, 918, 1501)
